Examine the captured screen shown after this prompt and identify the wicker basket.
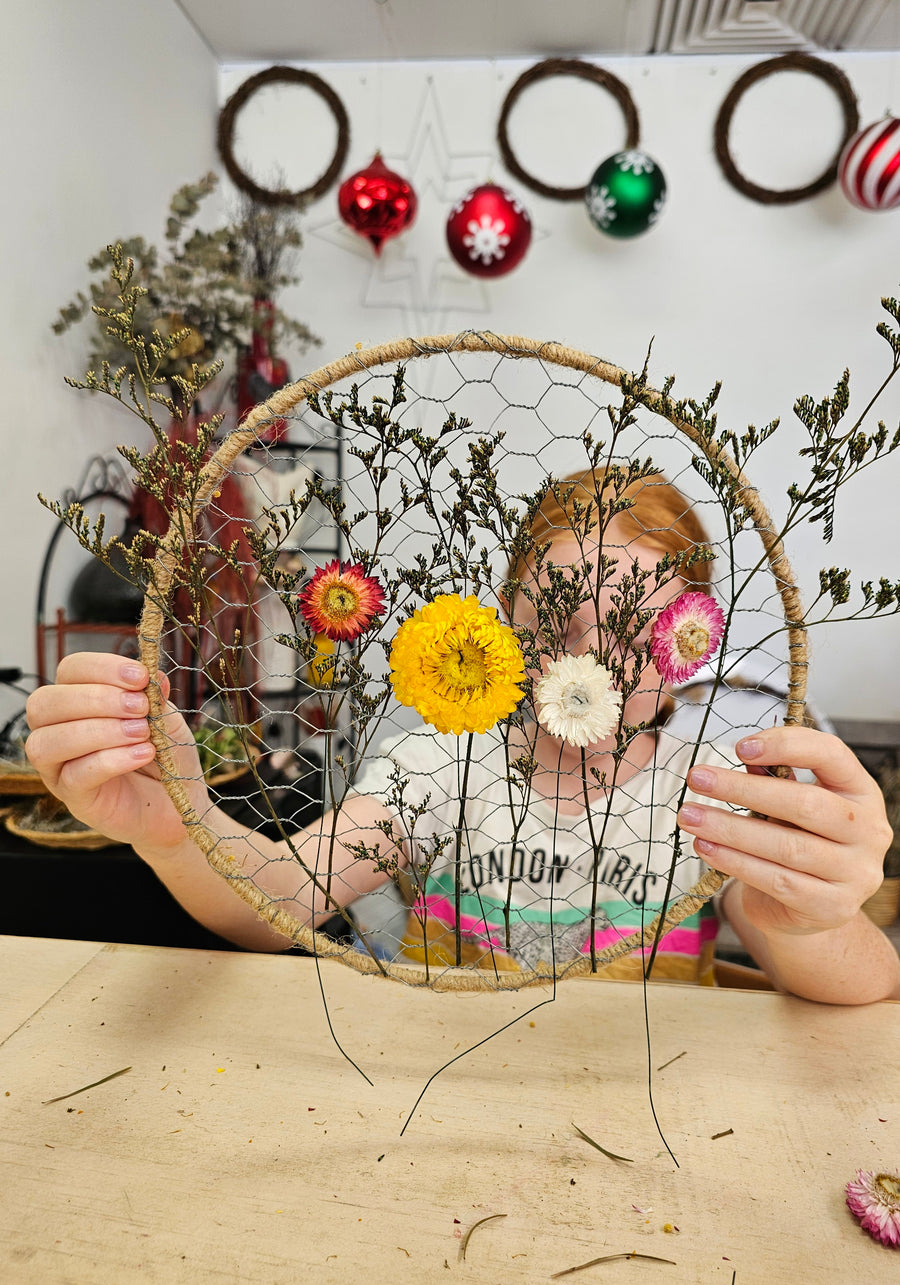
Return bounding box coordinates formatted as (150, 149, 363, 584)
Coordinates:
(0, 761, 50, 796)
(870, 768, 900, 927)
(863, 875, 900, 928)
(5, 798, 118, 851)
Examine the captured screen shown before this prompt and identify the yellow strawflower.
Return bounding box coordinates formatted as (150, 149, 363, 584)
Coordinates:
(389, 593, 525, 735)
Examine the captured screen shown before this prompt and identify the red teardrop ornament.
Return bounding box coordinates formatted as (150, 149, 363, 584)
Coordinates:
(338, 153, 418, 254)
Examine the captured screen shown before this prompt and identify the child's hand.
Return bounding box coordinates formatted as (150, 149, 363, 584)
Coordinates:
(677, 726, 891, 938)
(26, 652, 205, 852)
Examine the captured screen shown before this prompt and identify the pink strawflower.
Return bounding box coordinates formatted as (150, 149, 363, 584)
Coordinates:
(649, 590, 725, 685)
(846, 1170, 900, 1248)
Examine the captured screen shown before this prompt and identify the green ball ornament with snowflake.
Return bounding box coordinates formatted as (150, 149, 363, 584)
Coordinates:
(585, 149, 667, 238)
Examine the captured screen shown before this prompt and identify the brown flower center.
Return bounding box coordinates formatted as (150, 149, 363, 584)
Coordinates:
(323, 583, 360, 621)
(875, 1174, 900, 1207)
(437, 640, 489, 693)
(674, 619, 710, 662)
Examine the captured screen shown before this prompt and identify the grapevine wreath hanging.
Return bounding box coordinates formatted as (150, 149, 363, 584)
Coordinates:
(496, 58, 667, 237)
(217, 64, 350, 207)
(496, 58, 640, 201)
(713, 52, 859, 205)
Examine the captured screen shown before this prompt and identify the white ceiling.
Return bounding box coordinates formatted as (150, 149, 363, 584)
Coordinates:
(177, 0, 900, 63)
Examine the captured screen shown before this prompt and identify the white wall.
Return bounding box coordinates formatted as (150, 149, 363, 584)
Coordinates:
(220, 52, 900, 721)
(0, 0, 219, 728)
(3, 35, 898, 726)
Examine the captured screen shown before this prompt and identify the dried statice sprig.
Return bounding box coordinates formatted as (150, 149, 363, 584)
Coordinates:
(41, 245, 229, 625)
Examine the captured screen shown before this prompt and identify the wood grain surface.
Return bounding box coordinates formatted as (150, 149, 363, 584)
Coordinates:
(1, 936, 897, 1283)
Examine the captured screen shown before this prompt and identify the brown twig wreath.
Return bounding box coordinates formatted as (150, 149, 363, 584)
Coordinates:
(217, 64, 350, 207)
(713, 53, 859, 205)
(497, 58, 640, 201)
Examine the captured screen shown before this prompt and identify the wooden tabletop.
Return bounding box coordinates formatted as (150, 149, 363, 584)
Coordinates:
(1, 935, 897, 1284)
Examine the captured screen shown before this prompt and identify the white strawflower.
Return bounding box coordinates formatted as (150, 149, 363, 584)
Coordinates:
(534, 654, 622, 748)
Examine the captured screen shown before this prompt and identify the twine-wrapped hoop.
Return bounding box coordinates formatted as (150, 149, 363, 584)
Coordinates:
(139, 332, 807, 992)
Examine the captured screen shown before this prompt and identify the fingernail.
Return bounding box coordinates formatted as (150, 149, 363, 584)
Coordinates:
(130, 742, 155, 760)
(121, 663, 145, 685)
(121, 691, 146, 714)
(689, 767, 715, 791)
(737, 737, 762, 759)
(121, 718, 148, 737)
(679, 804, 704, 826)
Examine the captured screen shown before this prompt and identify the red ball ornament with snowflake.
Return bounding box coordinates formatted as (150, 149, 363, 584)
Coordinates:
(338, 152, 417, 254)
(838, 117, 900, 211)
(446, 183, 532, 278)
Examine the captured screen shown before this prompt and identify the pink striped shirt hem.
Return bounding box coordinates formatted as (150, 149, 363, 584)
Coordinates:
(413, 893, 716, 958)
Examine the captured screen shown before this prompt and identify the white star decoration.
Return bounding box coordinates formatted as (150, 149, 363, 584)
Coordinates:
(306, 78, 496, 333)
(305, 76, 546, 334)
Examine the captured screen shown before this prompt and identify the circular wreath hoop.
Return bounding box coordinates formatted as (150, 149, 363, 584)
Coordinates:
(497, 58, 641, 201)
(217, 64, 350, 207)
(713, 53, 859, 205)
(139, 333, 807, 993)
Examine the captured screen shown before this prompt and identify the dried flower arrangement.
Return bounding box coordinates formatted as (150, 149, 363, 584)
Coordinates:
(42, 278, 900, 991)
(52, 171, 318, 393)
(49, 174, 323, 721)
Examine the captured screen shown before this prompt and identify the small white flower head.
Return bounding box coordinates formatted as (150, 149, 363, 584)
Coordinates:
(534, 654, 622, 748)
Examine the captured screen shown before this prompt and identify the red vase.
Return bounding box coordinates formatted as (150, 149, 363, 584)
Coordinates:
(236, 298, 290, 443)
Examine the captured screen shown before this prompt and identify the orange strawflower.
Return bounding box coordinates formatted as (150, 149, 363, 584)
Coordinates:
(298, 560, 385, 642)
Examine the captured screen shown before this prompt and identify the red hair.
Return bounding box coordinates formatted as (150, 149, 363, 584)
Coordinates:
(509, 467, 713, 588)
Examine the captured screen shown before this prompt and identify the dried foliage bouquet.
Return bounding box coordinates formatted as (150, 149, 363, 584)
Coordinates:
(51, 172, 318, 392)
(42, 281, 900, 990)
(50, 175, 322, 709)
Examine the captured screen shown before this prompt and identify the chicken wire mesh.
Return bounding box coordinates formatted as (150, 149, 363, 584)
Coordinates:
(129, 332, 810, 991)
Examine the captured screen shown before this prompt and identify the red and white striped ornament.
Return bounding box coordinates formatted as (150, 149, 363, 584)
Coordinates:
(838, 117, 900, 211)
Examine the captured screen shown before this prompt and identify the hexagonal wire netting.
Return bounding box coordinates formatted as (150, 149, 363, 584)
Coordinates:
(139, 333, 807, 991)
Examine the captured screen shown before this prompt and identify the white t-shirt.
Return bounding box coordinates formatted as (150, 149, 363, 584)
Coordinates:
(352, 726, 740, 980)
